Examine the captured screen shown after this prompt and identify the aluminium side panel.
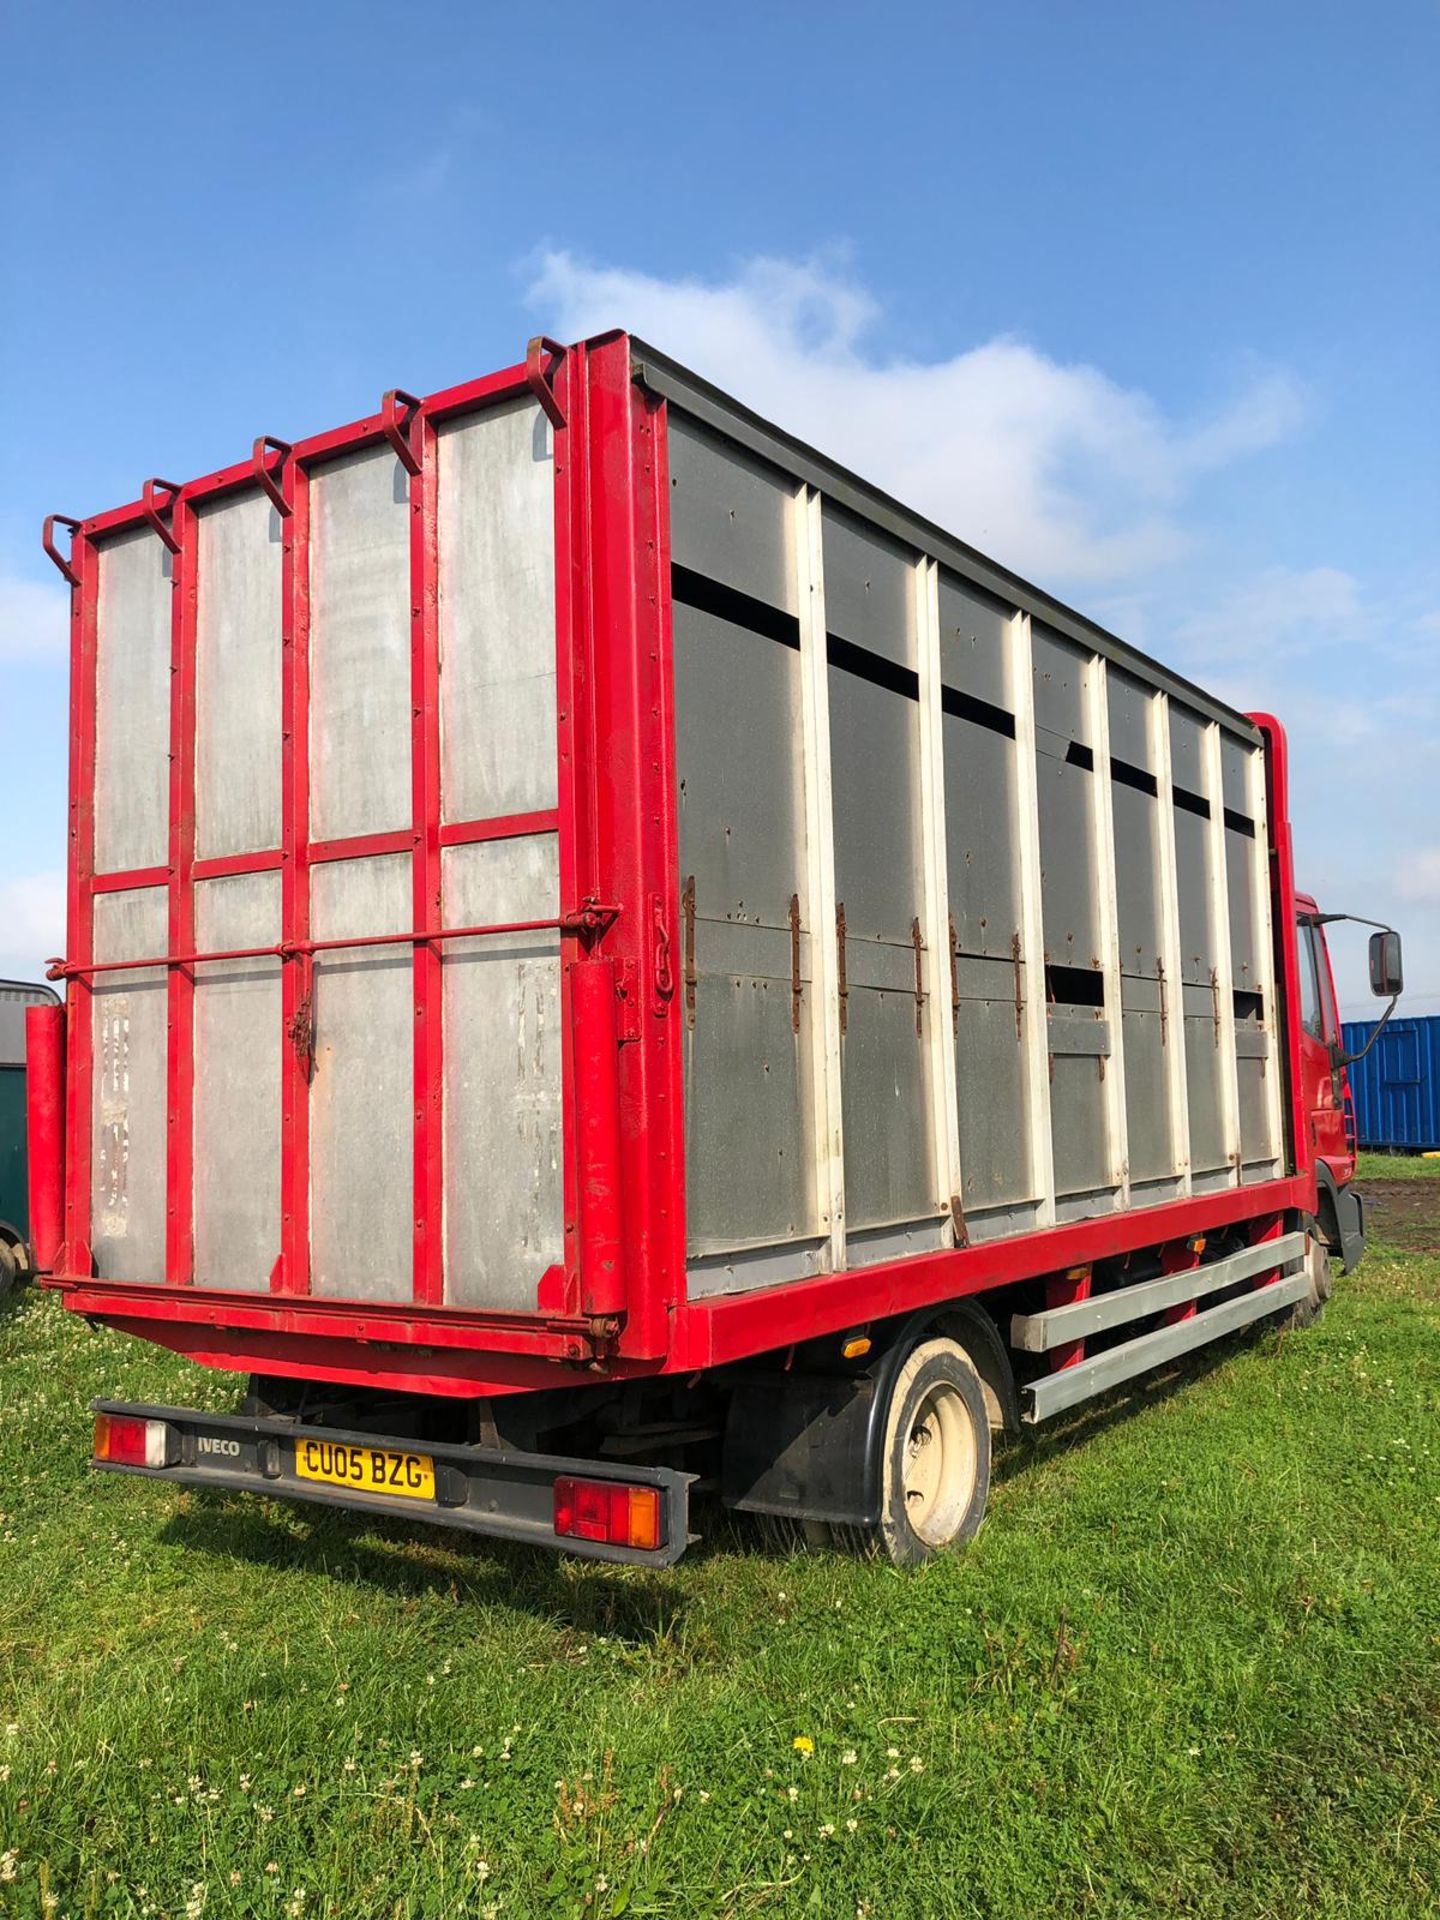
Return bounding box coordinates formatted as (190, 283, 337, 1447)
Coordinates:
(90, 887, 168, 1282)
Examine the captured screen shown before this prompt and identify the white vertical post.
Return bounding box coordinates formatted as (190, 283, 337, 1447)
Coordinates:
(1010, 612, 1056, 1227)
(795, 485, 846, 1271)
(914, 556, 963, 1234)
(1247, 740, 1285, 1174)
(1153, 693, 1193, 1195)
(1202, 721, 1243, 1185)
(1087, 657, 1130, 1206)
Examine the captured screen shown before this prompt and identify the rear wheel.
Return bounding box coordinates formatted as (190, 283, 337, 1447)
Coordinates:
(836, 1337, 991, 1566)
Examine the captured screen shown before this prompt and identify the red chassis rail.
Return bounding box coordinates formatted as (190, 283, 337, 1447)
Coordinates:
(37, 333, 1315, 1400)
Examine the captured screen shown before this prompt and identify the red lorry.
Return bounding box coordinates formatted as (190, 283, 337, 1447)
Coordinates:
(31, 332, 1401, 1564)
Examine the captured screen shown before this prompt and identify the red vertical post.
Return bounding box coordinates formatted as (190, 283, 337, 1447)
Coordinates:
(275, 462, 313, 1294)
(25, 1003, 66, 1273)
(579, 339, 685, 1360)
(410, 412, 445, 1307)
(165, 494, 198, 1284)
(1249, 714, 1307, 1182)
(1161, 1236, 1203, 1324)
(573, 957, 626, 1315)
(60, 529, 98, 1278)
(1046, 1263, 1092, 1370)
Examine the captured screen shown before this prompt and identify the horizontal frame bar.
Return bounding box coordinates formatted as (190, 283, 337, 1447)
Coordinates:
(1023, 1269, 1311, 1422)
(1011, 1231, 1306, 1351)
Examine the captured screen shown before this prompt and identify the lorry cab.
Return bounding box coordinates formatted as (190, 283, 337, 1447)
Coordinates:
(1295, 895, 1403, 1273)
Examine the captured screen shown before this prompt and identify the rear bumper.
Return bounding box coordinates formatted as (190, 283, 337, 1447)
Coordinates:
(89, 1399, 693, 1566)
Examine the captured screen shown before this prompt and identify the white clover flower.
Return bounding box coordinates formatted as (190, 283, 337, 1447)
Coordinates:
(841, 1750, 857, 1766)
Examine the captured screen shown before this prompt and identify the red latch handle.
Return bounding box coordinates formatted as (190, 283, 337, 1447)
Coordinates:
(42, 514, 82, 589)
(252, 435, 294, 517)
(526, 336, 567, 430)
(141, 478, 183, 555)
(381, 388, 423, 476)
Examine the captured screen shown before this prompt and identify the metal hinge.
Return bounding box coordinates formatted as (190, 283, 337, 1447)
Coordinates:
(682, 875, 697, 1029)
(789, 893, 802, 1034)
(836, 901, 849, 1036)
(911, 918, 926, 1037)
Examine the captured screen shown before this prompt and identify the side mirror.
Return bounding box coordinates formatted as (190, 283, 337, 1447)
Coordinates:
(1369, 928, 1403, 998)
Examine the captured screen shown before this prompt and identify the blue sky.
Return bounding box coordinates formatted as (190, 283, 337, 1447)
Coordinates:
(2, 1, 1436, 1011)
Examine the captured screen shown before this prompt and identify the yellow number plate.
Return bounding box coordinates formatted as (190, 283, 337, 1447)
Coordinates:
(294, 1437, 436, 1502)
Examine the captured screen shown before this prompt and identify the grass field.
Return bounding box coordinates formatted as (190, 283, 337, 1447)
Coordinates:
(3, 1172, 1439, 1919)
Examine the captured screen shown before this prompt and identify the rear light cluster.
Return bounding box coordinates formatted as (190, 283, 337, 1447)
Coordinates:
(553, 1476, 663, 1551)
(93, 1413, 171, 1469)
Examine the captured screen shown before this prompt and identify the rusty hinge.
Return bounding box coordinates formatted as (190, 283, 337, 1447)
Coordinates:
(911, 917, 926, 1036)
(950, 1191, 969, 1248)
(1012, 930, 1024, 1040)
(948, 913, 960, 1024)
(682, 874, 697, 1029)
(286, 994, 315, 1081)
(1157, 955, 1168, 1046)
(836, 901, 849, 1035)
(1210, 965, 1221, 1045)
(789, 892, 802, 1033)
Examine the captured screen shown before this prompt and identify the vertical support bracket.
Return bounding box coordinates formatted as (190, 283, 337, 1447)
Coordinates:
(794, 484, 846, 1272)
(1203, 721, 1243, 1184)
(1087, 656, 1130, 1207)
(913, 554, 964, 1236)
(1153, 693, 1193, 1196)
(1010, 612, 1056, 1227)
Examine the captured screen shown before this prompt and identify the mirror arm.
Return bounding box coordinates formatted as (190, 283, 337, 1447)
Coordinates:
(1336, 993, 1400, 1070)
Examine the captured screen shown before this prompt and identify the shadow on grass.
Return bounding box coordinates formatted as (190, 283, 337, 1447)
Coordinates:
(157, 1490, 706, 1639)
(993, 1320, 1289, 1489)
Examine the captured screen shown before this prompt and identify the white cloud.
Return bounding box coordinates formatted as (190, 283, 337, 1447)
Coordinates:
(1174, 564, 1364, 664)
(1397, 849, 1440, 910)
(0, 568, 68, 661)
(0, 871, 65, 983)
(527, 249, 1306, 587)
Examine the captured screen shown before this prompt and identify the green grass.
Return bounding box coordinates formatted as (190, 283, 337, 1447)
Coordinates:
(3, 1231, 1439, 1920)
(1357, 1150, 1440, 1181)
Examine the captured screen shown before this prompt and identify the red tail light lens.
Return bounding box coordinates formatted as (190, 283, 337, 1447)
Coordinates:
(93, 1413, 170, 1469)
(554, 1476, 663, 1551)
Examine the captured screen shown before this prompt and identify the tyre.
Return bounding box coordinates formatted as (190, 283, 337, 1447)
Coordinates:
(837, 1336, 991, 1566)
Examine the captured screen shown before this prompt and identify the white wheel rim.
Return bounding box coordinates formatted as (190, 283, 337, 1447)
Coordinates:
(901, 1379, 978, 1546)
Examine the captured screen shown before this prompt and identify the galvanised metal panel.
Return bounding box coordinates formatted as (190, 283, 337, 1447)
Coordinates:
(1342, 1015, 1440, 1152)
(841, 985, 934, 1231)
(1050, 1053, 1109, 1198)
(1121, 1001, 1173, 1183)
(1111, 780, 1163, 979)
(942, 713, 1021, 959)
(194, 491, 283, 860)
(955, 992, 1032, 1210)
(1036, 749, 1100, 966)
(308, 446, 411, 842)
(674, 585, 818, 1262)
(669, 415, 797, 615)
(1225, 822, 1259, 992)
(1174, 805, 1216, 987)
(91, 887, 168, 1282)
(1220, 733, 1251, 815)
(674, 602, 807, 928)
(1237, 1051, 1276, 1173)
(193, 871, 282, 1290)
(1031, 624, 1093, 746)
(937, 570, 1011, 710)
(93, 529, 171, 875)
(1183, 983, 1228, 1175)
(1168, 704, 1208, 797)
(309, 852, 413, 1302)
(822, 505, 916, 670)
(441, 834, 563, 1310)
(437, 398, 558, 823)
(829, 669, 923, 946)
(1107, 668, 1155, 772)
(684, 970, 815, 1254)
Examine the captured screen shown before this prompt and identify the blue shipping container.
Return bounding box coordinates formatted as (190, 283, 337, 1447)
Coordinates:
(1341, 1013, 1440, 1153)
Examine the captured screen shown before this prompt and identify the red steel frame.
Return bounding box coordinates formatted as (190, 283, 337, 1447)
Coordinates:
(37, 333, 1318, 1399)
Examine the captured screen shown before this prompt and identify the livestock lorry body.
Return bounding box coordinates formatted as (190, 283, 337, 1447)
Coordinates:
(33, 332, 1391, 1563)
